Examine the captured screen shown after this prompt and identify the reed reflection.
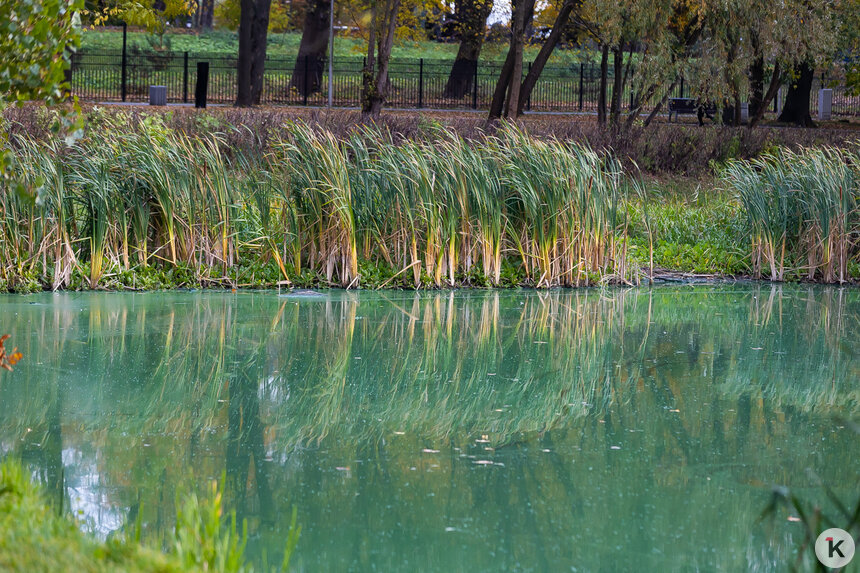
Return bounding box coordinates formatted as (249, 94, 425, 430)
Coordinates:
(0, 285, 856, 570)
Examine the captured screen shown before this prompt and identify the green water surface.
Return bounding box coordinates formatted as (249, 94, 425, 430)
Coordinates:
(0, 285, 858, 571)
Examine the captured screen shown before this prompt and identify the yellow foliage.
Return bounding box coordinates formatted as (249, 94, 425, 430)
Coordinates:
(86, 0, 195, 34)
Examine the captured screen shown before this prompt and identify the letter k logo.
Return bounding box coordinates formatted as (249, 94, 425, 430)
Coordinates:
(828, 537, 845, 558)
(816, 528, 855, 568)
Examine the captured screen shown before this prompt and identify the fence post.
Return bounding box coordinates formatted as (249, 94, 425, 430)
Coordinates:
(472, 62, 478, 109)
(418, 58, 424, 108)
(526, 61, 532, 111)
(303, 55, 309, 105)
(579, 63, 584, 111)
(679, 76, 684, 99)
(183, 52, 189, 104)
(121, 22, 127, 102)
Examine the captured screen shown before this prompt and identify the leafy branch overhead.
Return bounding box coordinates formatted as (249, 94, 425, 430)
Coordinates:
(85, 0, 196, 35)
(0, 0, 83, 186)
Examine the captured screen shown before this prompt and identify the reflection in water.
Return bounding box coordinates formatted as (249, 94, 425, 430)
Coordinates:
(0, 286, 857, 571)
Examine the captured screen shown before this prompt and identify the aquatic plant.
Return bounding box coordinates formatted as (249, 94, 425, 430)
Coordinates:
(2, 117, 633, 290)
(723, 146, 860, 282)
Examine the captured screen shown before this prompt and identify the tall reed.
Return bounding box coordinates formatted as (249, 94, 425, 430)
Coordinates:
(2, 115, 636, 290)
(723, 146, 859, 282)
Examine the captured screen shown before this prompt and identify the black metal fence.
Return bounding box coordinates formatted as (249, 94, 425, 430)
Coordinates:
(70, 50, 860, 116)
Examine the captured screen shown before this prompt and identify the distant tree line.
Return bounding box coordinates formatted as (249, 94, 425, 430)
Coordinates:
(53, 0, 860, 125)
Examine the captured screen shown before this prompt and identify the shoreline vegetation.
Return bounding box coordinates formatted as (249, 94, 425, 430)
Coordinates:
(0, 458, 299, 573)
(0, 106, 858, 293)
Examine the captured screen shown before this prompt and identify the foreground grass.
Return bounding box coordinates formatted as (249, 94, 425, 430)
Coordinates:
(0, 459, 298, 573)
(0, 459, 183, 572)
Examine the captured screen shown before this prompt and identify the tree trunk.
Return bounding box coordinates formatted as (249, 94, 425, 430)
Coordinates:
(197, 0, 214, 29)
(597, 44, 609, 126)
(749, 61, 782, 128)
(290, 0, 330, 97)
(778, 61, 816, 127)
(236, 0, 273, 107)
(609, 41, 623, 125)
(516, 0, 579, 115)
(643, 78, 678, 127)
(487, 0, 534, 120)
(503, 0, 530, 117)
(443, 0, 493, 98)
(749, 56, 765, 118)
(361, 0, 401, 117)
(487, 47, 514, 120)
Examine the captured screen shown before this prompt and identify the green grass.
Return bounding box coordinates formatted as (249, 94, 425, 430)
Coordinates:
(79, 28, 595, 65)
(0, 458, 298, 572)
(626, 178, 751, 276)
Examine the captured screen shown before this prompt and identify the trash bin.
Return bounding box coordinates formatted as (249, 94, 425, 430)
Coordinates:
(149, 85, 167, 106)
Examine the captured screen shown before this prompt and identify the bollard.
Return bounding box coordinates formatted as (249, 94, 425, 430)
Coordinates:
(195, 62, 209, 109)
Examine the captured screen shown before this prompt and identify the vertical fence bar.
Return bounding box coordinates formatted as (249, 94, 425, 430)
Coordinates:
(418, 58, 424, 108)
(526, 61, 532, 111)
(303, 55, 309, 105)
(183, 52, 189, 103)
(579, 63, 584, 111)
(121, 23, 128, 102)
(472, 62, 478, 109)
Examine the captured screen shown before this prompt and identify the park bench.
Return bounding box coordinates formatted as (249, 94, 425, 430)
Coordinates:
(668, 98, 717, 125)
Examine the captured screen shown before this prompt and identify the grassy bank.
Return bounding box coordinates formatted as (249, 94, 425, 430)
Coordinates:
(1, 107, 858, 292)
(0, 458, 298, 572)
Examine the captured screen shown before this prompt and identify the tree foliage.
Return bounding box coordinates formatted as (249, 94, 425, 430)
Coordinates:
(0, 0, 82, 181)
(86, 0, 195, 35)
(215, 0, 292, 33)
(0, 0, 81, 108)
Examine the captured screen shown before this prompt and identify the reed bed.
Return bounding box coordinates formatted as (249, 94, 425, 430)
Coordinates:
(722, 146, 860, 282)
(1, 116, 632, 291)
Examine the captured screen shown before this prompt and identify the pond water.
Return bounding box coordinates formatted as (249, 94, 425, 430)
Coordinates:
(0, 285, 858, 571)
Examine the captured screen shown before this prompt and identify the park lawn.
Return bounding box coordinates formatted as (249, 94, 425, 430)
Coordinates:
(80, 28, 594, 65)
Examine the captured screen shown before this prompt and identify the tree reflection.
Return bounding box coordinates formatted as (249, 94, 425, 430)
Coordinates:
(0, 285, 856, 570)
